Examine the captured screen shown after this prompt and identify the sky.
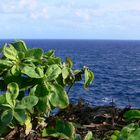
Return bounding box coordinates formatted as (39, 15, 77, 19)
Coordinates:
(0, 0, 140, 40)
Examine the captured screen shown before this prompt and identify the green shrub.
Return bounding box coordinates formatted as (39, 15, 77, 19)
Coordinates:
(0, 40, 94, 139)
(111, 109, 140, 140)
(111, 123, 140, 140)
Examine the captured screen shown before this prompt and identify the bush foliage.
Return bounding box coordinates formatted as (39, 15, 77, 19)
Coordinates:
(0, 40, 94, 139)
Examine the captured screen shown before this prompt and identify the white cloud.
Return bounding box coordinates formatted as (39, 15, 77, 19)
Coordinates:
(74, 0, 140, 25)
(30, 7, 49, 19)
(0, 0, 49, 20)
(19, 0, 38, 11)
(75, 10, 92, 22)
(75, 8, 106, 23)
(0, 1, 17, 13)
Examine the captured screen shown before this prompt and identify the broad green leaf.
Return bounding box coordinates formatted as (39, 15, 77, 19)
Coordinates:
(30, 84, 50, 113)
(49, 84, 69, 109)
(1, 109, 13, 125)
(25, 48, 43, 60)
(7, 82, 19, 100)
(62, 65, 70, 85)
(11, 65, 20, 76)
(35, 67, 44, 78)
(4, 74, 34, 92)
(21, 95, 38, 111)
(113, 130, 120, 137)
(5, 92, 15, 108)
(29, 85, 38, 95)
(3, 44, 18, 61)
(0, 59, 13, 68)
(0, 94, 6, 106)
(42, 128, 57, 137)
(84, 131, 93, 140)
(120, 123, 139, 138)
(124, 110, 140, 121)
(128, 128, 140, 140)
(55, 74, 65, 86)
(11, 40, 28, 52)
(22, 66, 44, 78)
(62, 66, 69, 80)
(111, 135, 118, 140)
(42, 120, 75, 139)
(14, 109, 26, 125)
(22, 59, 35, 66)
(34, 84, 49, 97)
(11, 65, 17, 75)
(44, 50, 55, 58)
(1, 103, 12, 108)
(46, 64, 61, 81)
(46, 57, 61, 65)
(42, 129, 69, 139)
(36, 96, 51, 113)
(15, 104, 26, 109)
(84, 68, 94, 89)
(55, 120, 75, 139)
(18, 52, 25, 60)
(74, 134, 82, 140)
(66, 57, 73, 68)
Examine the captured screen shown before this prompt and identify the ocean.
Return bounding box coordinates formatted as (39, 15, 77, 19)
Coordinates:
(0, 39, 140, 108)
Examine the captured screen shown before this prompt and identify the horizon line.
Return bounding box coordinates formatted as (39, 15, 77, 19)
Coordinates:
(0, 38, 140, 41)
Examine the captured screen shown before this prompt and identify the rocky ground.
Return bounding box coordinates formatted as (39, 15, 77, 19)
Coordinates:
(55, 100, 130, 139)
(3, 100, 132, 140)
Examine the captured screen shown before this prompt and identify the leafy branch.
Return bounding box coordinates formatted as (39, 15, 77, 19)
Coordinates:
(0, 40, 94, 139)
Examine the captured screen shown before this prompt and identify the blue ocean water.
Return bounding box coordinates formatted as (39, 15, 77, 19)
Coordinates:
(0, 39, 140, 108)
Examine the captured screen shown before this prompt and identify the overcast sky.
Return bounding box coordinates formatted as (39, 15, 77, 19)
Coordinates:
(0, 0, 140, 39)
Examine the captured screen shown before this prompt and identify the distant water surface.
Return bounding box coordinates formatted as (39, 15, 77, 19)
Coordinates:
(0, 39, 140, 108)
